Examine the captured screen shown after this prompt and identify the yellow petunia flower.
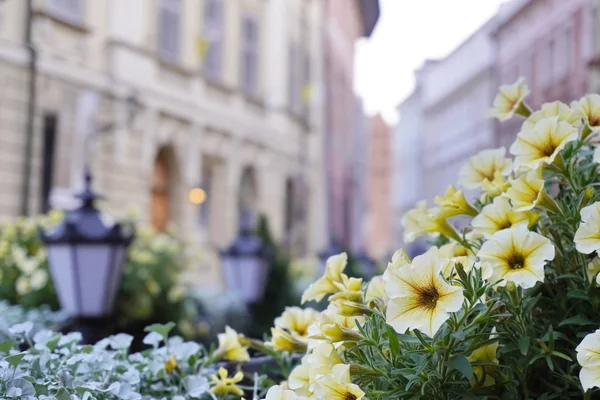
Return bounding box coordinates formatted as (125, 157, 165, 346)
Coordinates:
(307, 342, 344, 386)
(261, 384, 301, 400)
(402, 203, 461, 243)
(313, 364, 365, 400)
(309, 305, 363, 345)
(575, 202, 600, 257)
(487, 77, 531, 121)
(472, 196, 539, 238)
(328, 275, 364, 303)
(434, 185, 478, 218)
(288, 356, 312, 397)
(365, 275, 386, 303)
(301, 253, 347, 303)
(480, 171, 511, 203)
(477, 225, 555, 289)
(576, 328, 600, 391)
(572, 94, 600, 139)
(458, 147, 512, 189)
(210, 367, 244, 397)
(521, 100, 581, 131)
(215, 326, 250, 362)
(269, 327, 308, 353)
(468, 340, 499, 387)
(275, 307, 320, 338)
(510, 117, 578, 171)
(587, 257, 600, 284)
(504, 169, 560, 213)
(401, 200, 429, 242)
(438, 241, 477, 278)
(384, 247, 464, 337)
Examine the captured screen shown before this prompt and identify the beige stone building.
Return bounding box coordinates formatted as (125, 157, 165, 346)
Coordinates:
(0, 0, 327, 285)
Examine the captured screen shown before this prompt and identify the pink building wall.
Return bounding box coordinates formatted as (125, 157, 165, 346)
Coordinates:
(323, 0, 378, 249)
(366, 114, 392, 258)
(495, 0, 594, 148)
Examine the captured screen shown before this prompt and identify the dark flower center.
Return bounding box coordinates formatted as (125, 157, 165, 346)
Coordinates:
(507, 252, 526, 269)
(345, 394, 358, 400)
(418, 286, 440, 309)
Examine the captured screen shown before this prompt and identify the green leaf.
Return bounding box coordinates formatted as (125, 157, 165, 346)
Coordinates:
(519, 337, 530, 356)
(55, 388, 71, 400)
(448, 355, 473, 380)
(0, 339, 16, 353)
(567, 289, 589, 300)
(550, 351, 573, 362)
(4, 352, 26, 367)
(386, 326, 400, 355)
(558, 315, 595, 327)
(451, 330, 466, 341)
(144, 322, 176, 341)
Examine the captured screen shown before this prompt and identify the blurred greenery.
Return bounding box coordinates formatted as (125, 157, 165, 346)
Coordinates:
(247, 214, 301, 339)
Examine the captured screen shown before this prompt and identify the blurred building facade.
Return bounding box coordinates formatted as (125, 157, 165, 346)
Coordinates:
(393, 0, 600, 246)
(494, 0, 595, 148)
(0, 0, 327, 285)
(393, 84, 422, 250)
(393, 22, 497, 245)
(420, 22, 497, 202)
(323, 0, 379, 252)
(365, 114, 391, 258)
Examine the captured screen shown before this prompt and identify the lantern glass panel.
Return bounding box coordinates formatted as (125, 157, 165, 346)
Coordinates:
(47, 244, 77, 316)
(74, 244, 115, 317)
(238, 257, 268, 303)
(105, 245, 127, 313)
(221, 256, 237, 293)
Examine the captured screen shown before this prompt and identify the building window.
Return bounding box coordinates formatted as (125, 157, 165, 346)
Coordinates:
(158, 0, 181, 62)
(40, 114, 57, 213)
(288, 43, 300, 113)
(301, 52, 311, 120)
(46, 0, 83, 24)
(241, 16, 259, 96)
(204, 0, 224, 80)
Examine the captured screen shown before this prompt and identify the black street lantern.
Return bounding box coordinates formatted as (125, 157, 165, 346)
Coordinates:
(220, 210, 270, 303)
(40, 169, 133, 328)
(318, 239, 344, 274)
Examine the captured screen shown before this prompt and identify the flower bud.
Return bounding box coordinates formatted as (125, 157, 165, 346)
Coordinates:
(332, 299, 372, 317)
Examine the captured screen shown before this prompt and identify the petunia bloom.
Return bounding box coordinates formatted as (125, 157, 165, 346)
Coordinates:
(575, 202, 600, 256)
(434, 185, 478, 218)
(301, 253, 347, 303)
(504, 169, 560, 213)
(275, 307, 319, 338)
(313, 364, 365, 400)
(468, 339, 499, 387)
(384, 247, 464, 337)
(521, 100, 581, 131)
(487, 77, 531, 121)
(215, 326, 250, 362)
(477, 225, 555, 289)
(572, 94, 600, 139)
(472, 196, 539, 238)
(458, 147, 512, 189)
(510, 117, 578, 171)
(577, 328, 600, 391)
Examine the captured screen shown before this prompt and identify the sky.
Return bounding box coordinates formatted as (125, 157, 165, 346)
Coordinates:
(355, 0, 509, 124)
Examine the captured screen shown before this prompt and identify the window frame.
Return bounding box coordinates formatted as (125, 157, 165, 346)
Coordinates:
(203, 0, 224, 80)
(157, 0, 182, 63)
(240, 15, 259, 97)
(45, 0, 84, 25)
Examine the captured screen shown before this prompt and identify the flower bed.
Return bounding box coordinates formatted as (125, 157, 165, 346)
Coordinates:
(7, 81, 600, 399)
(212, 83, 600, 399)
